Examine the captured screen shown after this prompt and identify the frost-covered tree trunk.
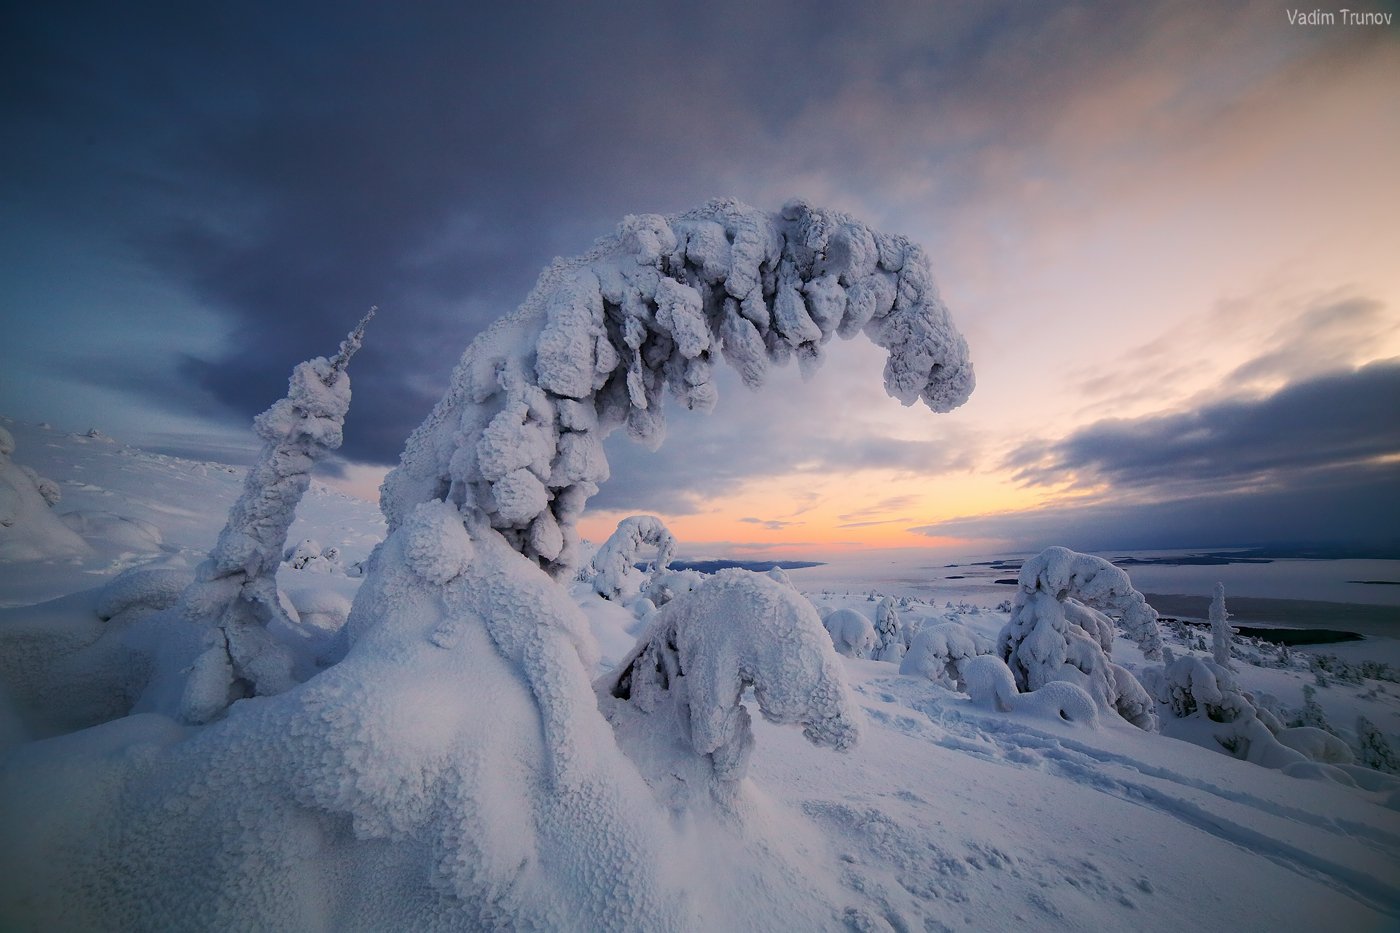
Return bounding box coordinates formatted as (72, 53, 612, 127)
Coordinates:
(1210, 582, 1236, 671)
(176, 310, 373, 722)
(997, 546, 1162, 729)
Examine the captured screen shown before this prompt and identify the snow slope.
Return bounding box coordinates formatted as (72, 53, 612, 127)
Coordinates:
(1, 422, 1398, 929)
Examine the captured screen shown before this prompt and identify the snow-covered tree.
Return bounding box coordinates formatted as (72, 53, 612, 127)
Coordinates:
(379, 199, 973, 581)
(823, 607, 877, 659)
(997, 546, 1162, 729)
(872, 595, 905, 662)
(174, 309, 373, 722)
(1210, 582, 1236, 671)
(598, 569, 861, 808)
(1356, 715, 1400, 774)
(591, 514, 675, 601)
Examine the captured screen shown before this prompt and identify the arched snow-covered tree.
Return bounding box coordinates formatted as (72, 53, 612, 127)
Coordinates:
(591, 515, 676, 601)
(379, 198, 973, 580)
(0, 203, 973, 930)
(997, 547, 1162, 730)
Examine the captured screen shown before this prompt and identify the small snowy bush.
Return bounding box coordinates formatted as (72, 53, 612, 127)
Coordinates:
(899, 622, 992, 691)
(823, 607, 877, 659)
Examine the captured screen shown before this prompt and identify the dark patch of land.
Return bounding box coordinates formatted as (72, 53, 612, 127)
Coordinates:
(1350, 580, 1400, 586)
(664, 559, 826, 574)
(993, 578, 1019, 586)
(1118, 545, 1400, 565)
(1146, 592, 1400, 639)
(944, 575, 965, 580)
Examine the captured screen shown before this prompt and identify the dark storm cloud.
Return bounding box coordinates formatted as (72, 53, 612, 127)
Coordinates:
(912, 460, 1400, 553)
(5, 1, 1276, 466)
(915, 361, 1400, 550)
(1007, 360, 1400, 492)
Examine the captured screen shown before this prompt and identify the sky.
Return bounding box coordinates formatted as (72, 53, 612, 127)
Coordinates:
(2, 0, 1398, 559)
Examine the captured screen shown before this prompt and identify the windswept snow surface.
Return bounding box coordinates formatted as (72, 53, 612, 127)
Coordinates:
(1, 424, 1398, 928)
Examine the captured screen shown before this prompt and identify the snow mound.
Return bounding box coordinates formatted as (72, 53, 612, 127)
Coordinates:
(58, 509, 164, 551)
(0, 425, 92, 562)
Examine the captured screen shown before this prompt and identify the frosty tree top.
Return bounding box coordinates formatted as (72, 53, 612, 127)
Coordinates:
(383, 198, 975, 577)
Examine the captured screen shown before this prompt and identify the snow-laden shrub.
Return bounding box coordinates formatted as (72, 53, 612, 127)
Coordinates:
(872, 596, 905, 662)
(1357, 716, 1400, 774)
(599, 569, 860, 806)
(1142, 652, 1353, 774)
(591, 515, 675, 601)
(997, 546, 1162, 730)
(962, 655, 1099, 726)
(824, 607, 877, 659)
(381, 199, 974, 581)
(899, 622, 992, 690)
(0, 426, 92, 562)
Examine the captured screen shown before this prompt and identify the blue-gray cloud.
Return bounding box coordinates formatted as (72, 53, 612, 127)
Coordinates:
(915, 361, 1400, 551)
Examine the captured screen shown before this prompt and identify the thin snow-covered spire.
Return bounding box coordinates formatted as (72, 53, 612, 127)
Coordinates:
(329, 305, 377, 376)
(175, 310, 373, 723)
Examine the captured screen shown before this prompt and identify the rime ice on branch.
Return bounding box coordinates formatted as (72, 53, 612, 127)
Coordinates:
(381, 199, 974, 579)
(997, 546, 1162, 729)
(176, 309, 374, 722)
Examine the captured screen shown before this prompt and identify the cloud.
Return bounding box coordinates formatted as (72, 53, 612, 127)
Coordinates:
(588, 352, 981, 516)
(917, 361, 1400, 550)
(838, 495, 920, 523)
(912, 460, 1400, 553)
(739, 517, 804, 531)
(1009, 359, 1400, 492)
